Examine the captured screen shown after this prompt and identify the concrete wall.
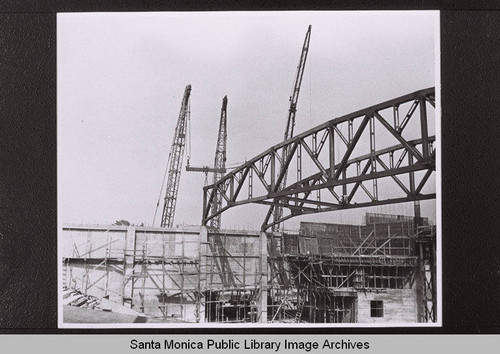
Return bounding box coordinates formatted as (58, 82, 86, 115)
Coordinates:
(357, 289, 418, 323)
(62, 225, 201, 320)
(61, 226, 127, 259)
(61, 225, 262, 322)
(206, 230, 261, 289)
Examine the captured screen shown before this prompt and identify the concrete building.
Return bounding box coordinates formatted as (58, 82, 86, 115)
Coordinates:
(61, 213, 436, 324)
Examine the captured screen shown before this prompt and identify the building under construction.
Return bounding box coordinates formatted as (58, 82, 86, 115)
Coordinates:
(61, 25, 437, 325)
(61, 212, 436, 324)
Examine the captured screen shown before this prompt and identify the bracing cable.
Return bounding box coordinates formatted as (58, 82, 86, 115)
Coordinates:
(153, 149, 171, 226)
(187, 101, 192, 162)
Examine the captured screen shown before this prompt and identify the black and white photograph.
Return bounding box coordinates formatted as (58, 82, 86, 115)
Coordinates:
(58, 11, 440, 327)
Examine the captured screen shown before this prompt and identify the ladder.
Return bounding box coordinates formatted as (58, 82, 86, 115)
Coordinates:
(295, 296, 305, 323)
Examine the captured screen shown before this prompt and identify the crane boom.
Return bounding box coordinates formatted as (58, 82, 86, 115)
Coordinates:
(210, 96, 228, 229)
(270, 25, 311, 232)
(160, 84, 192, 228)
(284, 25, 312, 142)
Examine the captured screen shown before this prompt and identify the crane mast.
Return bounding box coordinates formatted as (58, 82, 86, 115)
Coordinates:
(210, 96, 228, 229)
(271, 25, 311, 232)
(160, 84, 192, 228)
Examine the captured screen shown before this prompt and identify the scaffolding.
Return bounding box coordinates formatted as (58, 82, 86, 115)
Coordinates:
(416, 225, 437, 322)
(122, 239, 200, 320)
(62, 225, 202, 322)
(62, 216, 437, 324)
(266, 220, 425, 323)
(202, 230, 262, 323)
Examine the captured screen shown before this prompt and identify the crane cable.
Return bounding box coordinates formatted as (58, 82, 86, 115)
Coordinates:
(309, 46, 312, 175)
(186, 102, 207, 188)
(187, 101, 192, 164)
(153, 147, 172, 227)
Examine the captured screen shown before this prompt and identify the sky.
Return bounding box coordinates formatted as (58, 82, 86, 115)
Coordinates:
(58, 11, 439, 229)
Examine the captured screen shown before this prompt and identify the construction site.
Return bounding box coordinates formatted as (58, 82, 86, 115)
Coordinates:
(60, 24, 437, 325)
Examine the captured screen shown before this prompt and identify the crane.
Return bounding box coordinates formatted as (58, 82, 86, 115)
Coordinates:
(155, 84, 192, 228)
(185, 96, 233, 287)
(210, 95, 228, 229)
(186, 96, 228, 228)
(267, 25, 312, 232)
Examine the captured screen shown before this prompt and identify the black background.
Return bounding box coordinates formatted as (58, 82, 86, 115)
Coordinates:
(0, 1, 499, 333)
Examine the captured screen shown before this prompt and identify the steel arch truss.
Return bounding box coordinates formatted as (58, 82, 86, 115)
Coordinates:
(202, 88, 436, 231)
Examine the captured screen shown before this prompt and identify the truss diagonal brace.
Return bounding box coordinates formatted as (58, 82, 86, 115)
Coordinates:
(334, 115, 370, 180)
(374, 111, 423, 162)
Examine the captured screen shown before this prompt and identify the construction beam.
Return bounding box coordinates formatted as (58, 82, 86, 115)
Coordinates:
(186, 166, 226, 173)
(202, 87, 436, 229)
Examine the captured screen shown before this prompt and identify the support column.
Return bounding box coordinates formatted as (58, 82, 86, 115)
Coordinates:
(257, 231, 268, 323)
(122, 226, 136, 307)
(196, 226, 208, 323)
(420, 98, 429, 158)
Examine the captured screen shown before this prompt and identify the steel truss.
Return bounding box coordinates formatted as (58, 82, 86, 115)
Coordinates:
(202, 87, 436, 230)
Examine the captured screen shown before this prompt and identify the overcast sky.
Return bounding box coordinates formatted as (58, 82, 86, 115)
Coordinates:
(58, 11, 438, 229)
